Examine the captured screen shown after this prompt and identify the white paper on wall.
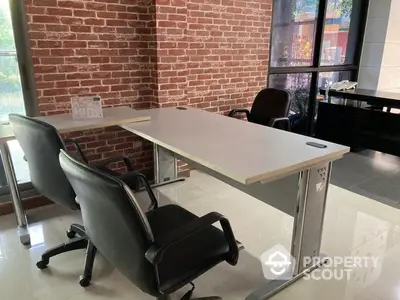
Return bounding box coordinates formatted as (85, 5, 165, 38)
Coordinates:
(71, 96, 103, 119)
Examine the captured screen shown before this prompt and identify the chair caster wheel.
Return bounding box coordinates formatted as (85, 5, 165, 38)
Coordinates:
(79, 275, 91, 287)
(36, 260, 49, 269)
(66, 229, 77, 238)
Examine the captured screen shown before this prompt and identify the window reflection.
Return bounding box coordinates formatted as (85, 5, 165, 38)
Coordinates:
(271, 0, 319, 67)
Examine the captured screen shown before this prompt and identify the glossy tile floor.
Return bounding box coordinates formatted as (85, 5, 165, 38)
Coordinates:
(1, 170, 400, 300)
(332, 150, 400, 209)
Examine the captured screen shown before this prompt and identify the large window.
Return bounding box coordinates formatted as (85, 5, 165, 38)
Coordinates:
(0, 0, 36, 198)
(268, 0, 369, 135)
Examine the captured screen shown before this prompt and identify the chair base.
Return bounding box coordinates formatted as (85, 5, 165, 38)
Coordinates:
(36, 224, 97, 288)
(36, 236, 88, 269)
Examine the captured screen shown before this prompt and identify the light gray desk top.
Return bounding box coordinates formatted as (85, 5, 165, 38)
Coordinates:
(123, 107, 349, 185)
(0, 106, 150, 143)
(35, 106, 150, 133)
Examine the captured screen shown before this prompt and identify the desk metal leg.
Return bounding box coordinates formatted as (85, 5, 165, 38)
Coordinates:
(246, 161, 332, 300)
(153, 144, 185, 186)
(0, 142, 30, 245)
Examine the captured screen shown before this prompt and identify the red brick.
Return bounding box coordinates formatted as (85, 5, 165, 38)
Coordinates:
(70, 25, 91, 33)
(26, 6, 46, 14)
(98, 34, 117, 40)
(100, 49, 118, 56)
(65, 56, 89, 64)
(32, 0, 57, 7)
(84, 18, 105, 26)
(60, 17, 83, 25)
(76, 49, 100, 56)
(97, 12, 116, 19)
(91, 56, 110, 63)
(85, 2, 107, 10)
(81, 80, 102, 86)
(77, 34, 99, 40)
(45, 24, 70, 32)
(110, 56, 129, 63)
(107, 4, 126, 12)
(88, 41, 108, 48)
(74, 10, 96, 18)
(37, 40, 62, 48)
(36, 82, 55, 89)
(43, 74, 65, 81)
(56, 81, 80, 88)
(50, 49, 75, 56)
(63, 41, 87, 48)
(41, 57, 64, 65)
(109, 41, 128, 48)
(93, 26, 116, 33)
(92, 72, 112, 79)
(91, 86, 110, 92)
(58, 65, 78, 73)
(58, 0, 84, 8)
(66, 73, 91, 80)
(106, 19, 127, 27)
(32, 15, 59, 24)
(47, 8, 73, 16)
(43, 88, 68, 96)
(34, 65, 57, 73)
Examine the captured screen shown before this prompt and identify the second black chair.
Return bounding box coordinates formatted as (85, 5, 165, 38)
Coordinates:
(59, 149, 240, 300)
(228, 88, 291, 131)
(9, 114, 140, 287)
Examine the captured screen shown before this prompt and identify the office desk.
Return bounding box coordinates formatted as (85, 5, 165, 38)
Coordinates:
(320, 88, 400, 109)
(0, 106, 150, 245)
(122, 107, 349, 299)
(317, 88, 400, 156)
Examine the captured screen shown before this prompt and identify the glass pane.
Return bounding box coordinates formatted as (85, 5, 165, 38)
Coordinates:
(271, 0, 319, 67)
(0, 1, 29, 190)
(269, 73, 312, 134)
(318, 70, 352, 89)
(318, 70, 353, 103)
(321, 0, 359, 65)
(0, 0, 25, 124)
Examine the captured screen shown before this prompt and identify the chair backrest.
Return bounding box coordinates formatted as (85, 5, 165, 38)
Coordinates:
(250, 88, 291, 126)
(59, 150, 157, 296)
(9, 114, 78, 210)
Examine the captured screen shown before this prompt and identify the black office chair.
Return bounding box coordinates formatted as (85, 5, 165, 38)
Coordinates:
(9, 114, 140, 287)
(228, 88, 291, 131)
(59, 149, 240, 300)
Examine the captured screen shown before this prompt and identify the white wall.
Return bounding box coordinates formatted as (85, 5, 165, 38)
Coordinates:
(378, 0, 400, 91)
(358, 0, 400, 92)
(358, 0, 390, 90)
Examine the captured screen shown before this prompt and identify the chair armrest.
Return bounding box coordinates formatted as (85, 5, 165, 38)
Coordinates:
(268, 117, 291, 131)
(119, 171, 158, 210)
(228, 109, 250, 120)
(64, 139, 88, 164)
(145, 212, 239, 266)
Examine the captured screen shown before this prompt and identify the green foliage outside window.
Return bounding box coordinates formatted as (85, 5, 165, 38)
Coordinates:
(0, 7, 21, 93)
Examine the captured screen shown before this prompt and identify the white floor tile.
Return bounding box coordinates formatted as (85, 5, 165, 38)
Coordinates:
(1, 170, 400, 300)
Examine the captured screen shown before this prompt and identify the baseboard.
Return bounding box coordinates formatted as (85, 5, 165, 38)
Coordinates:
(0, 196, 53, 216)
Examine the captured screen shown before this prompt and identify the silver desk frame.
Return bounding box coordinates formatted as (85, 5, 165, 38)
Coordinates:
(0, 142, 30, 245)
(152, 145, 334, 300)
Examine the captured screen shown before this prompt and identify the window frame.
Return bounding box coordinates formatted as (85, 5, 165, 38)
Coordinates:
(267, 0, 370, 135)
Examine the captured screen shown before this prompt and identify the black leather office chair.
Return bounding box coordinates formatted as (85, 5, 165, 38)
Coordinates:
(9, 114, 140, 287)
(59, 150, 240, 300)
(228, 88, 291, 131)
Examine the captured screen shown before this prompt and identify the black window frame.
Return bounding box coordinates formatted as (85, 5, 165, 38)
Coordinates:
(267, 0, 370, 135)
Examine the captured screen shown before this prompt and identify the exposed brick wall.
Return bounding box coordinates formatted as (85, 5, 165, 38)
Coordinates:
(24, 0, 272, 174)
(25, 0, 156, 174)
(185, 0, 272, 113)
